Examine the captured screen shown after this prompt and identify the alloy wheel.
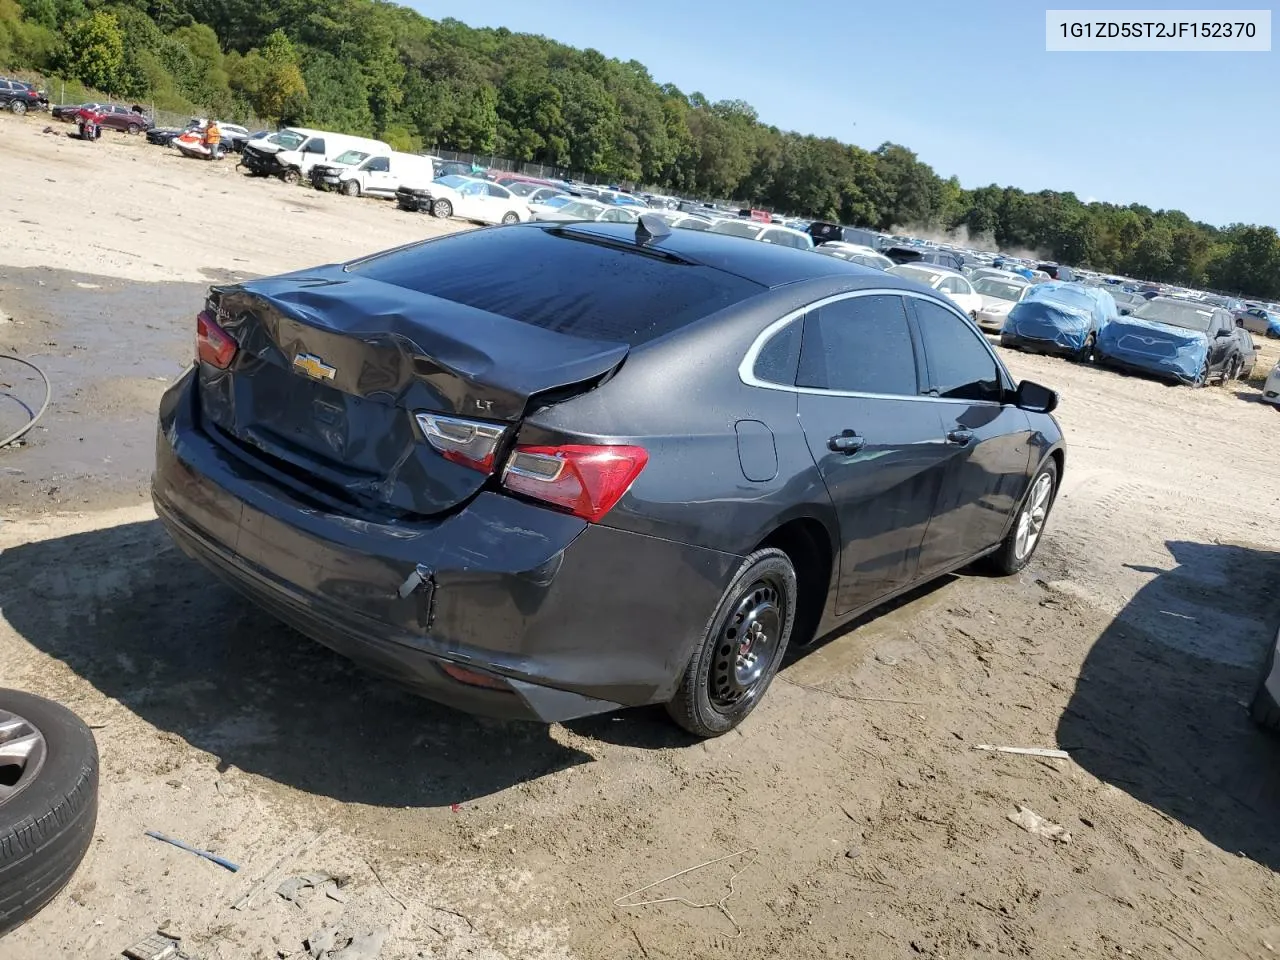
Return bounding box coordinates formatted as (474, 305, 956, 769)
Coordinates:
(0, 707, 47, 806)
(1014, 473, 1053, 562)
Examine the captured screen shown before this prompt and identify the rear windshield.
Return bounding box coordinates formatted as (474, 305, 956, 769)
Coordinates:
(348, 225, 766, 346)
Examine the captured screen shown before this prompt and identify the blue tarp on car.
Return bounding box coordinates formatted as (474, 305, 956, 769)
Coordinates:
(1095, 314, 1208, 382)
(1001, 282, 1117, 354)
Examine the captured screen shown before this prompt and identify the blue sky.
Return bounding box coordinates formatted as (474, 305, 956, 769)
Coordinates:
(413, 1, 1275, 228)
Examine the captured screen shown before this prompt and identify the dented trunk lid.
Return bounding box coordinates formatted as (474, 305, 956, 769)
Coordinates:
(197, 267, 628, 517)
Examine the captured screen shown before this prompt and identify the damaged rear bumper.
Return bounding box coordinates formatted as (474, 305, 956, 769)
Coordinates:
(151, 370, 739, 722)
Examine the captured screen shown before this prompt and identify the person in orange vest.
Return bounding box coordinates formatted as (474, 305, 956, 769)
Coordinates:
(203, 119, 222, 160)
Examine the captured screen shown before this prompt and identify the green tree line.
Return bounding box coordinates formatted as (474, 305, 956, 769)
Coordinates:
(3, 0, 1278, 297)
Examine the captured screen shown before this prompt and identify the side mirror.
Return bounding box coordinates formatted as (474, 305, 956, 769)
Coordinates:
(1119, 308, 1131, 316)
(1013, 379, 1058, 414)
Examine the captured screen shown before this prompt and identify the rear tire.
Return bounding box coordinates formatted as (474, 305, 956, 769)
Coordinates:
(126, 123, 139, 135)
(1221, 356, 1242, 384)
(665, 549, 796, 738)
(500, 211, 520, 225)
(432, 199, 453, 219)
(984, 458, 1059, 576)
(10, 101, 26, 116)
(0, 689, 99, 937)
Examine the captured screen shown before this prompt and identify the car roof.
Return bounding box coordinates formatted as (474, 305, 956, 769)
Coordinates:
(892, 261, 961, 277)
(548, 221, 912, 289)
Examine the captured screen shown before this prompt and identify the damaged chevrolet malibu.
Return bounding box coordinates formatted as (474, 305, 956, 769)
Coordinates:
(152, 217, 1065, 737)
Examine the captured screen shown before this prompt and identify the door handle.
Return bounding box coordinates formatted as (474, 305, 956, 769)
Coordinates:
(946, 429, 974, 445)
(828, 431, 866, 454)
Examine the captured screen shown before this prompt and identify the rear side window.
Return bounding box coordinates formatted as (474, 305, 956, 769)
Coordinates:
(349, 225, 765, 346)
(913, 299, 1002, 403)
(753, 320, 802, 385)
(797, 295, 918, 396)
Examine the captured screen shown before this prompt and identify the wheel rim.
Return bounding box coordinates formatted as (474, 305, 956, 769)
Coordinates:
(0, 707, 47, 806)
(709, 577, 784, 709)
(502, 213, 518, 224)
(14, 102, 26, 115)
(1014, 472, 1053, 561)
(436, 202, 451, 218)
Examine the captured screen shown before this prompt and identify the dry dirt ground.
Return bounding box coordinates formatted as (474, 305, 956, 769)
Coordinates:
(2, 112, 1280, 960)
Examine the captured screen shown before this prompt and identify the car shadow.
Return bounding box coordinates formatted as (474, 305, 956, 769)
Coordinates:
(0, 519, 594, 807)
(1057, 539, 1280, 871)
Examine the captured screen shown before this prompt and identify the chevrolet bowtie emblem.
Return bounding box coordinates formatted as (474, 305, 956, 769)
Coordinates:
(293, 353, 337, 381)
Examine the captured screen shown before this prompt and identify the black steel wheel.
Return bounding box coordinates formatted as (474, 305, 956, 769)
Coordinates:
(665, 548, 797, 737)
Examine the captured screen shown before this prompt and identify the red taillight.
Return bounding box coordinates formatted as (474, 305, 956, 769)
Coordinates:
(196, 310, 238, 369)
(501, 444, 648, 523)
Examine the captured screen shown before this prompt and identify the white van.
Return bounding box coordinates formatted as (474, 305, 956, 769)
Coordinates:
(240, 127, 391, 184)
(326, 152, 440, 198)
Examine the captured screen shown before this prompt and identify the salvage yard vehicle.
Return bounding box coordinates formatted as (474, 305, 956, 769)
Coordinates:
(886, 262, 983, 317)
(151, 220, 1065, 738)
(1095, 297, 1242, 386)
(0, 77, 47, 114)
(709, 219, 815, 250)
(240, 128, 391, 184)
(532, 198, 638, 223)
(0, 688, 99, 937)
(396, 175, 532, 223)
(971, 275, 1032, 332)
(311, 150, 436, 197)
(999, 281, 1118, 362)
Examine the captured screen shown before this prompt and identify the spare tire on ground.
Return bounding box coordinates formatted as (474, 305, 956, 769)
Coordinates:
(0, 688, 99, 938)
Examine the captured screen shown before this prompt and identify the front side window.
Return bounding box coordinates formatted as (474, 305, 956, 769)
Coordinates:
(913, 300, 1003, 403)
(797, 295, 918, 396)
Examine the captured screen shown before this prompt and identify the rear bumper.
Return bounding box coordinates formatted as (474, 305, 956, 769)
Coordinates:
(152, 370, 739, 722)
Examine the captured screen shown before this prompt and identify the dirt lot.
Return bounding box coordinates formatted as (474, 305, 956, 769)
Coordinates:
(2, 112, 1280, 960)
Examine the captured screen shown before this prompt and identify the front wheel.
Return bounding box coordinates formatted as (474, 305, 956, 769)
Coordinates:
(280, 167, 301, 185)
(432, 199, 453, 219)
(1073, 333, 1096, 364)
(985, 458, 1059, 576)
(10, 100, 27, 116)
(342, 179, 360, 197)
(665, 549, 797, 738)
(1193, 360, 1210, 388)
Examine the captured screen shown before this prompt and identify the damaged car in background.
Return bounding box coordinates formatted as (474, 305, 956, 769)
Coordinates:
(1095, 297, 1243, 385)
(1000, 281, 1118, 362)
(152, 220, 1064, 738)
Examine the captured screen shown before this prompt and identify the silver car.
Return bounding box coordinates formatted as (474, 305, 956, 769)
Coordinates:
(972, 275, 1033, 332)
